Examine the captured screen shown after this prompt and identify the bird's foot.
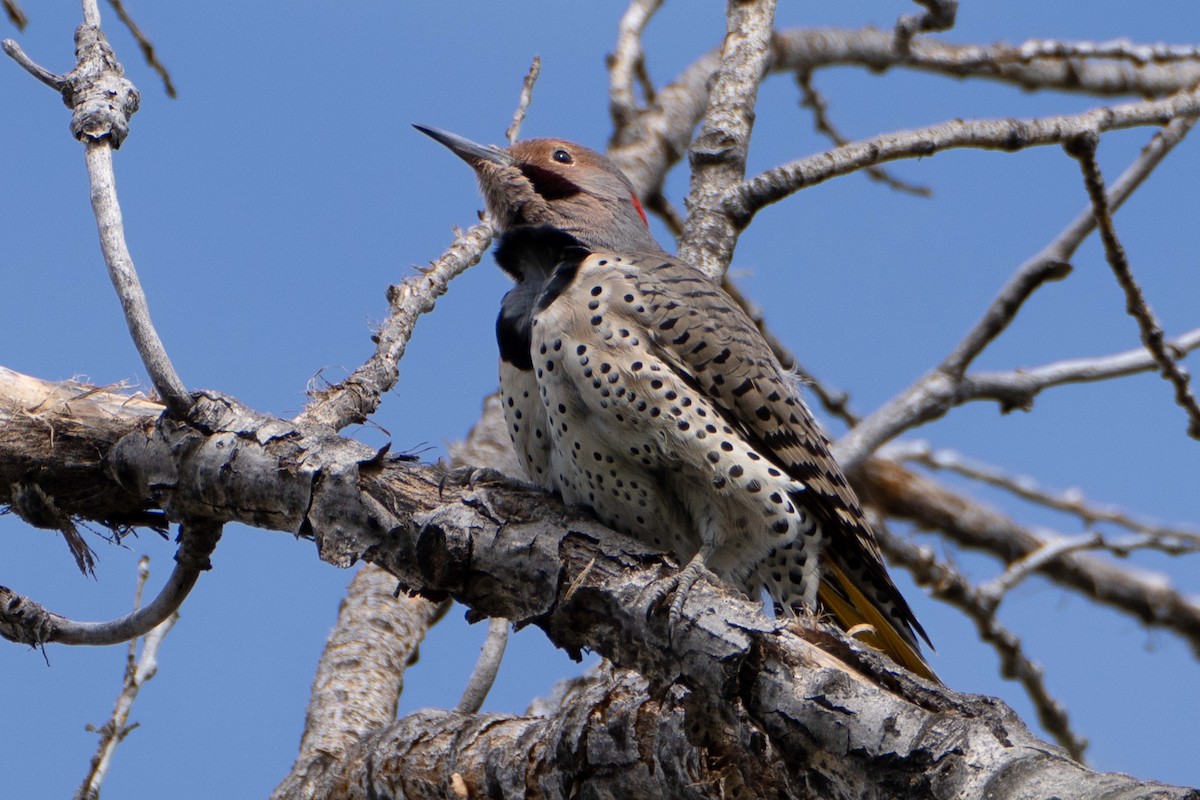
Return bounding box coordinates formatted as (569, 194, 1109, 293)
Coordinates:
(438, 465, 508, 497)
(646, 554, 709, 634)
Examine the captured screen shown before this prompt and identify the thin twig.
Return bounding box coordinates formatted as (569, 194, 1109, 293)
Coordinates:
(609, 0, 663, 131)
(859, 458, 1200, 656)
(85, 143, 191, 415)
(964, 326, 1200, 411)
(302, 59, 547, 432)
(105, 0, 176, 97)
(833, 119, 1198, 471)
(2, 39, 67, 89)
(796, 69, 931, 197)
(943, 117, 1195, 377)
(876, 526, 1087, 760)
(891, 440, 1200, 542)
(839, 325, 1200, 472)
(297, 223, 493, 431)
(506, 56, 541, 144)
(456, 616, 509, 714)
(0, 521, 220, 646)
(977, 533, 1103, 611)
(75, 557, 179, 800)
(978, 529, 1200, 613)
(5, 14, 191, 415)
(1065, 133, 1200, 440)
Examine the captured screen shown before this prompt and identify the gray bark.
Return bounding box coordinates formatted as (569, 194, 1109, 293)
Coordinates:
(2, 373, 1195, 799)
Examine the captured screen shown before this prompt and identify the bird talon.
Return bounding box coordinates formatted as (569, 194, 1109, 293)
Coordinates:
(438, 465, 507, 497)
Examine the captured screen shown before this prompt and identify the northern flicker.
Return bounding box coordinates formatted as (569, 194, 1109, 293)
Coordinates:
(417, 125, 936, 681)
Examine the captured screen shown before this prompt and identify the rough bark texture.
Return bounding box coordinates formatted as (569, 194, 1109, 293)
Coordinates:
(2, 371, 1195, 799)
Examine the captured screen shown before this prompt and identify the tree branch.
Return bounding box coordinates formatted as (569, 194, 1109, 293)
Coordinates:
(876, 526, 1088, 760)
(1, 370, 1196, 797)
(891, 440, 1200, 541)
(270, 565, 449, 800)
(677, 0, 776, 277)
(0, 521, 220, 646)
(609, 27, 1200, 208)
(608, 0, 663, 134)
(858, 458, 1200, 656)
(297, 223, 493, 431)
(505, 56, 541, 144)
(1065, 132, 1200, 439)
(5, 21, 189, 415)
(834, 118, 1197, 471)
(76, 556, 179, 800)
(725, 89, 1200, 225)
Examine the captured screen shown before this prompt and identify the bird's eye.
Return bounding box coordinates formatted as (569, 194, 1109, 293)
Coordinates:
(552, 148, 574, 165)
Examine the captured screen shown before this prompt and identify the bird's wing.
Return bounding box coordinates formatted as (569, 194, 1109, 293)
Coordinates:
(600, 250, 934, 674)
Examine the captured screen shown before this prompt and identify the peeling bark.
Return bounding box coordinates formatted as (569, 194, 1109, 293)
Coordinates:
(2, 370, 1195, 798)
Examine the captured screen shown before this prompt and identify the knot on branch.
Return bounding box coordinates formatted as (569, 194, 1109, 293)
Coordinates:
(68, 25, 140, 148)
(2, 25, 140, 148)
(0, 586, 56, 646)
(173, 521, 223, 572)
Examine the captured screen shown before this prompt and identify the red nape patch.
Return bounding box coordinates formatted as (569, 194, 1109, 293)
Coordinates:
(630, 193, 649, 228)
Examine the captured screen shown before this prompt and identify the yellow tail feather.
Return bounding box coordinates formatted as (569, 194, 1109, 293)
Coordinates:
(818, 561, 939, 684)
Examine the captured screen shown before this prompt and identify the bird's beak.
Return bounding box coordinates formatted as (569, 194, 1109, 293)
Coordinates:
(413, 124, 513, 168)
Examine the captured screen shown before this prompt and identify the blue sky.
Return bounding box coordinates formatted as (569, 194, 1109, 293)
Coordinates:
(2, 2, 1198, 796)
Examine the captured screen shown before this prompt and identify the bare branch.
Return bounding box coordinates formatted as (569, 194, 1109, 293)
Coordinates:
(105, 0, 176, 97)
(270, 566, 449, 800)
(455, 616, 509, 714)
(6, 19, 192, 414)
(876, 527, 1087, 760)
(773, 29, 1200, 97)
(893, 0, 958, 56)
(505, 56, 541, 144)
(2, 39, 64, 88)
(610, 28, 1200, 210)
(302, 63, 543, 432)
(1066, 132, 1200, 439)
(298, 223, 493, 431)
(608, 0, 663, 132)
(834, 119, 1198, 471)
(0, 521, 220, 646)
(3, 370, 1196, 795)
(677, 0, 777, 278)
(76, 557, 178, 800)
(796, 69, 931, 197)
(859, 458, 1200, 656)
(1009, 38, 1200, 66)
(837, 327, 1200, 474)
(963, 326, 1200, 411)
(725, 89, 1200, 224)
(891, 440, 1200, 541)
(86, 140, 193, 415)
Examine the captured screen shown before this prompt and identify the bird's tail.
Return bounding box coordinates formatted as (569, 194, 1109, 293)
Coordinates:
(818, 560, 939, 684)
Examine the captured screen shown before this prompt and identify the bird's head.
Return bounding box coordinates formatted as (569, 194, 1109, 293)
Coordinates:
(415, 125, 661, 254)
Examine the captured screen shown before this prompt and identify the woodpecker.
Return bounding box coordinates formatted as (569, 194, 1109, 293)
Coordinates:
(417, 125, 936, 681)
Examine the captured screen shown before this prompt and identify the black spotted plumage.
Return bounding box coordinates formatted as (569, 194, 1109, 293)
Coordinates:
(495, 227, 934, 681)
(420, 125, 936, 681)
